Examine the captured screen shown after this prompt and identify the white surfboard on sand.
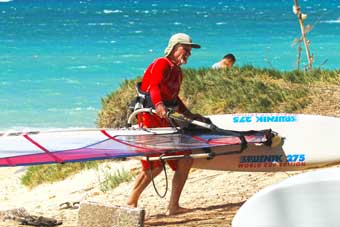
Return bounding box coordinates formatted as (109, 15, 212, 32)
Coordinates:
(232, 167, 340, 227)
(193, 113, 340, 171)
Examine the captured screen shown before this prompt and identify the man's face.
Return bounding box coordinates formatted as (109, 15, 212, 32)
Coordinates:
(171, 44, 192, 65)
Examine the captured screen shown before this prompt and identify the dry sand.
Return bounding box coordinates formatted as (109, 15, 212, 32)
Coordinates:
(0, 159, 302, 227)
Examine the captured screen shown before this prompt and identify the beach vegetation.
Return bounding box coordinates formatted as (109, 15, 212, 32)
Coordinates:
(21, 161, 99, 189)
(97, 66, 339, 128)
(98, 168, 137, 193)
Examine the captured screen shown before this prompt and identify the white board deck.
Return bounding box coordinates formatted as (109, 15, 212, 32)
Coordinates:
(232, 167, 340, 227)
(193, 113, 340, 171)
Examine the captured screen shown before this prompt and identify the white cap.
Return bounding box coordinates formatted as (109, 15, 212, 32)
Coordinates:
(164, 33, 201, 56)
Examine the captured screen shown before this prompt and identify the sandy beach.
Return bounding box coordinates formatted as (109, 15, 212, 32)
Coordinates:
(0, 158, 303, 227)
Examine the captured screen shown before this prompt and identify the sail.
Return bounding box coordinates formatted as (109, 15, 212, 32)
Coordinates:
(0, 128, 270, 167)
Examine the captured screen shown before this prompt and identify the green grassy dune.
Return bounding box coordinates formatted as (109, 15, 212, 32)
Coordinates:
(97, 66, 339, 128)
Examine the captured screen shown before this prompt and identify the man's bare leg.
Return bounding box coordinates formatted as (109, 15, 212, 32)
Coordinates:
(168, 158, 193, 215)
(127, 166, 162, 207)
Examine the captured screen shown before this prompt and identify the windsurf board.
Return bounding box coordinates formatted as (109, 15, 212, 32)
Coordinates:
(232, 167, 340, 227)
(193, 113, 340, 171)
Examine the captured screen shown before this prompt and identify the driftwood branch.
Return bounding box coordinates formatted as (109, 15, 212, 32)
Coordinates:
(293, 0, 313, 70)
(0, 208, 62, 226)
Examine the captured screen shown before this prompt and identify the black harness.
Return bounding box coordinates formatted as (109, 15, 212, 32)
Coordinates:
(129, 82, 178, 112)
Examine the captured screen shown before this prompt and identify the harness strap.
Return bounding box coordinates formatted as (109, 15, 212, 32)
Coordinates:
(130, 82, 178, 111)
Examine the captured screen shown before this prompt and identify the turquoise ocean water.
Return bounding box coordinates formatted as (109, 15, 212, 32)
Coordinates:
(1, 0, 339, 130)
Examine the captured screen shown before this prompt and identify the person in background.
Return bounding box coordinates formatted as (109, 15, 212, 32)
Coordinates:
(212, 53, 236, 69)
(127, 33, 206, 215)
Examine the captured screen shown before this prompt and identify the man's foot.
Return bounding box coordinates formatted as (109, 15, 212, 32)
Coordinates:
(167, 206, 192, 215)
(127, 200, 137, 208)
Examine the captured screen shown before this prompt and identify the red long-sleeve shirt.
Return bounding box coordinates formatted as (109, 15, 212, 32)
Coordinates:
(138, 57, 188, 127)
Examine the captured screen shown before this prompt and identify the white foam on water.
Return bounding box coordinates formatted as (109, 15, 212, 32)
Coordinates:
(87, 22, 113, 26)
(103, 9, 122, 14)
(68, 65, 88, 70)
(322, 17, 340, 24)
